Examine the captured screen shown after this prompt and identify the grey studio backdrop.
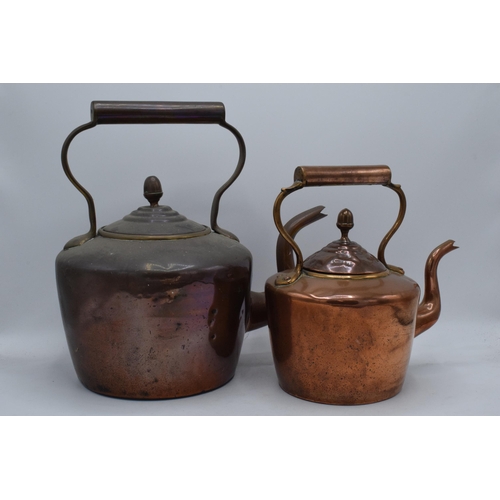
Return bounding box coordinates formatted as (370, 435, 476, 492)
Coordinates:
(0, 83, 498, 415)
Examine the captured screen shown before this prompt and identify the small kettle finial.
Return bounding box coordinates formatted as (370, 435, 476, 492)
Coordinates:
(337, 208, 353, 240)
(144, 176, 163, 207)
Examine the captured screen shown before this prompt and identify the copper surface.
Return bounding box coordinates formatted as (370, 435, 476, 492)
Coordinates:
(267, 165, 457, 405)
(294, 165, 392, 186)
(272, 166, 407, 286)
(61, 101, 246, 249)
(57, 101, 266, 400)
(415, 239, 458, 336)
(56, 234, 254, 399)
(302, 209, 388, 276)
(266, 272, 420, 405)
(98, 178, 211, 239)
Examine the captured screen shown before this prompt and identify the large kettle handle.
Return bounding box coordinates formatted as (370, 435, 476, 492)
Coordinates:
(61, 101, 245, 249)
(274, 165, 407, 286)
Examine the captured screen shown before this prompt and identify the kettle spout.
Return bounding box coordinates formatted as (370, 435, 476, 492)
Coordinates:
(415, 239, 458, 337)
(247, 206, 327, 332)
(277, 206, 327, 272)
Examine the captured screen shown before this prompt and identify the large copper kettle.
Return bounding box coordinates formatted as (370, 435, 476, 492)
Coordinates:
(265, 165, 457, 405)
(55, 101, 266, 399)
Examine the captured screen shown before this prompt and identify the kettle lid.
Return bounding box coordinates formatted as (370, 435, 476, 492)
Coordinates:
(99, 176, 210, 240)
(303, 209, 387, 276)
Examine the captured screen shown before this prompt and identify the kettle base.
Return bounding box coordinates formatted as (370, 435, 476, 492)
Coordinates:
(277, 382, 404, 406)
(76, 374, 235, 401)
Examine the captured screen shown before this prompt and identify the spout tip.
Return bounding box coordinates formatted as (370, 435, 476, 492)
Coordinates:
(438, 239, 459, 254)
(283, 205, 328, 235)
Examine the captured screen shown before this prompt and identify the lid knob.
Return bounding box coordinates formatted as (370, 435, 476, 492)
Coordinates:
(336, 208, 353, 240)
(144, 176, 163, 207)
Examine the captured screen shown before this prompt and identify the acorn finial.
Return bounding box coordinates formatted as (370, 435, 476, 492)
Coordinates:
(337, 208, 354, 240)
(143, 176, 163, 207)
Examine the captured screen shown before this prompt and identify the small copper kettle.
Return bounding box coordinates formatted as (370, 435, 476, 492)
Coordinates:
(56, 101, 266, 399)
(265, 165, 457, 405)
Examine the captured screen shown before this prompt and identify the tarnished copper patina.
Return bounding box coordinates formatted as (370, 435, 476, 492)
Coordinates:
(266, 165, 457, 405)
(56, 101, 266, 399)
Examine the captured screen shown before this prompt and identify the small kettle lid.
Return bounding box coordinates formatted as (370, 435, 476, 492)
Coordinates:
(303, 208, 387, 275)
(99, 176, 210, 240)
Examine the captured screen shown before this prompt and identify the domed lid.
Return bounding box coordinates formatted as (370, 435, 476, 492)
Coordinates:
(303, 208, 387, 275)
(98, 176, 211, 240)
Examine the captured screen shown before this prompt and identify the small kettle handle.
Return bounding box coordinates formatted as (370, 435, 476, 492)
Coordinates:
(61, 101, 245, 249)
(274, 165, 407, 286)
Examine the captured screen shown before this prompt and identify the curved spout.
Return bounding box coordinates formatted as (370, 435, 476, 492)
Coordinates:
(247, 206, 327, 332)
(276, 206, 327, 272)
(415, 239, 458, 337)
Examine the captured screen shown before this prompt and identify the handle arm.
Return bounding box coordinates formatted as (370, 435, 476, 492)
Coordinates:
(61, 101, 244, 248)
(274, 166, 406, 286)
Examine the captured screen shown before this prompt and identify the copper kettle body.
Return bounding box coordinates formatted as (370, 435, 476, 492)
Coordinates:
(56, 101, 266, 400)
(265, 166, 457, 405)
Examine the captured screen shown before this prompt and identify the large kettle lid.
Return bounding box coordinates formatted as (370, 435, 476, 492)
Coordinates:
(303, 209, 388, 276)
(99, 176, 210, 240)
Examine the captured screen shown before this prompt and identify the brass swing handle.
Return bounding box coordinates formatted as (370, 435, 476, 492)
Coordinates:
(274, 165, 407, 286)
(61, 101, 245, 249)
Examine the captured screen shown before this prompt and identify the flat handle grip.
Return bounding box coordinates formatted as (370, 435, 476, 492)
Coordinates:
(294, 165, 392, 186)
(91, 101, 226, 125)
